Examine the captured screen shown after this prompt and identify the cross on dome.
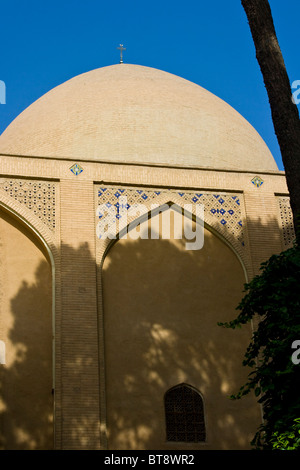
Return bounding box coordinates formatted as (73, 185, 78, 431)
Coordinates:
(117, 44, 126, 63)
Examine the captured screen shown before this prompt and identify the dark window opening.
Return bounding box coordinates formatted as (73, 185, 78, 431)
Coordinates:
(164, 384, 206, 442)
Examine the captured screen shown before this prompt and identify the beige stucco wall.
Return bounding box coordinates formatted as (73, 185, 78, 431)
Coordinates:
(102, 218, 261, 450)
(0, 61, 293, 450)
(0, 153, 293, 450)
(0, 208, 53, 449)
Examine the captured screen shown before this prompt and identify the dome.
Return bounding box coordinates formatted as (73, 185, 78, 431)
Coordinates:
(0, 64, 278, 172)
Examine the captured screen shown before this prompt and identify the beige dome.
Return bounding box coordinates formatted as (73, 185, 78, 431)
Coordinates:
(0, 64, 278, 171)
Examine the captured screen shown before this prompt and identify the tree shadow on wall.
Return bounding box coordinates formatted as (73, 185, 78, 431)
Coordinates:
(0, 259, 53, 450)
(0, 211, 294, 450)
(99, 215, 288, 451)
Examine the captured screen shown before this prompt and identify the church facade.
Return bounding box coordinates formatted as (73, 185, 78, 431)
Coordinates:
(0, 64, 294, 450)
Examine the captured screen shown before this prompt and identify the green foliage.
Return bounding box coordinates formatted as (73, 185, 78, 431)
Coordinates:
(270, 418, 300, 450)
(218, 244, 300, 449)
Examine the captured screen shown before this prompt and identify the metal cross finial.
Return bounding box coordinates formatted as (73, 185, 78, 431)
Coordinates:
(117, 44, 126, 63)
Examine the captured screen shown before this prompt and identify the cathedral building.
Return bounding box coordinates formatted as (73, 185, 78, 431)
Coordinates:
(0, 63, 294, 450)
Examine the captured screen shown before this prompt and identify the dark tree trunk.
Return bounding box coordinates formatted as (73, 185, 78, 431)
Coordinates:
(241, 0, 300, 238)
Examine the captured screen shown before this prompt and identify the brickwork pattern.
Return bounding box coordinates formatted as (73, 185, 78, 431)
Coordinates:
(59, 180, 100, 450)
(278, 196, 295, 248)
(0, 154, 292, 450)
(0, 178, 57, 232)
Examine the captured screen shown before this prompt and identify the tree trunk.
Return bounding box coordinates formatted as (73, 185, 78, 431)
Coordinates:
(241, 0, 300, 238)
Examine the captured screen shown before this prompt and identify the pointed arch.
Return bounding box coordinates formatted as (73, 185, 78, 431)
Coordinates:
(0, 200, 57, 380)
(99, 199, 248, 282)
(0, 200, 57, 449)
(96, 184, 252, 281)
(99, 196, 256, 449)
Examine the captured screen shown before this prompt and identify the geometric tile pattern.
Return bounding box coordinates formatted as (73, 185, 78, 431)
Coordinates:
(278, 196, 295, 248)
(0, 178, 57, 231)
(251, 176, 264, 188)
(96, 185, 245, 246)
(70, 163, 83, 176)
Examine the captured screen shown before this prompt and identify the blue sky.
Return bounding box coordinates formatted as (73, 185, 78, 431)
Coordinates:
(1, 0, 299, 171)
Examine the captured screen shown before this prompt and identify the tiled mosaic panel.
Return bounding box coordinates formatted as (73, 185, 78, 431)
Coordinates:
(96, 186, 245, 246)
(278, 197, 295, 247)
(0, 179, 57, 232)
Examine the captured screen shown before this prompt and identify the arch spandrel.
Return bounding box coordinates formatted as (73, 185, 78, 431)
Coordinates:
(0, 178, 59, 252)
(95, 184, 252, 280)
(100, 202, 260, 450)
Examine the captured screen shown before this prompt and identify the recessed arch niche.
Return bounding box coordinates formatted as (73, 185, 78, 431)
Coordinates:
(0, 207, 53, 450)
(101, 206, 261, 450)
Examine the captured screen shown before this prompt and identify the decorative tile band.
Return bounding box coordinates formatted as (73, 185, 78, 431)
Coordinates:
(0, 178, 57, 232)
(96, 185, 245, 246)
